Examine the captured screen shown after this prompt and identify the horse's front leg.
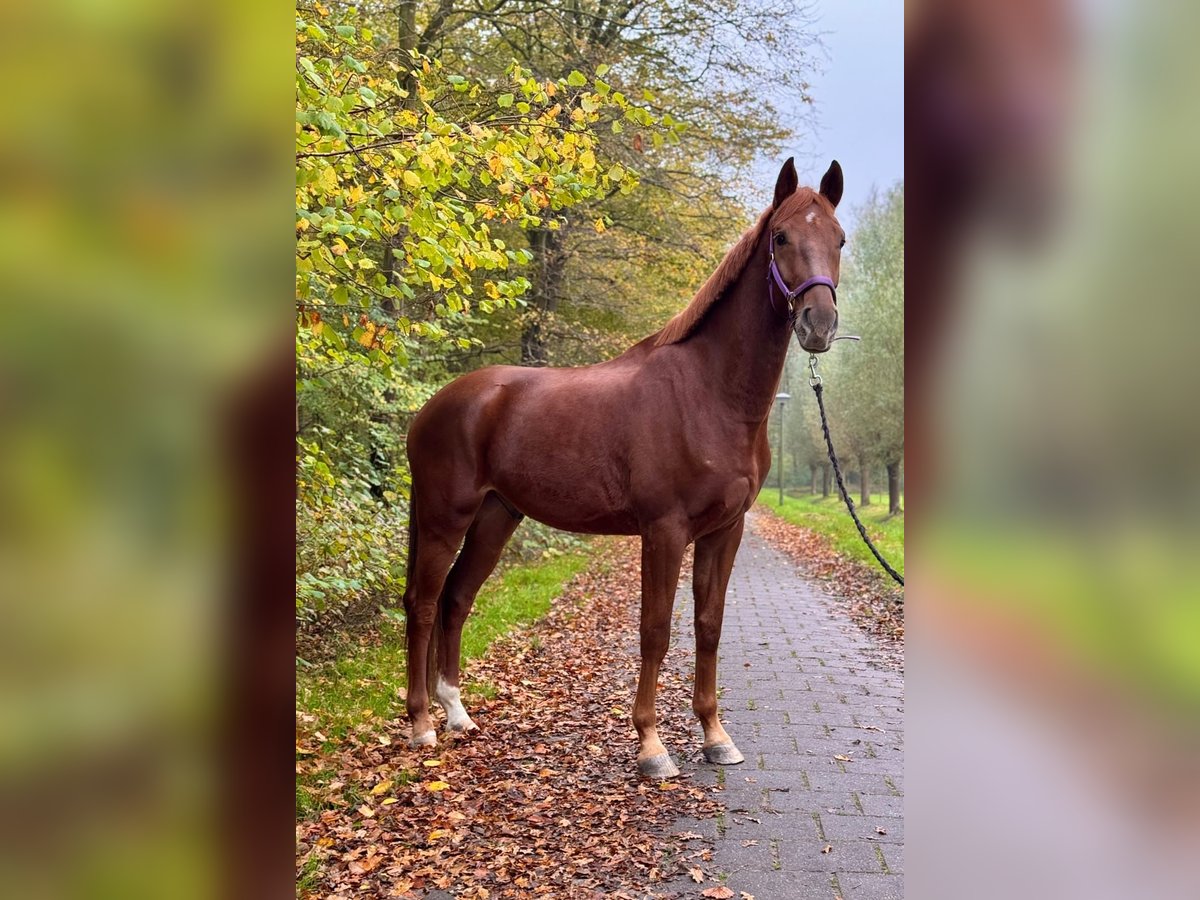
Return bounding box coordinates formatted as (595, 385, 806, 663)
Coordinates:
(633, 523, 688, 778)
(693, 515, 746, 765)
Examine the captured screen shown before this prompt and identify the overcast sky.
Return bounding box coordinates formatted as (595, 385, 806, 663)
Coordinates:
(751, 1, 903, 227)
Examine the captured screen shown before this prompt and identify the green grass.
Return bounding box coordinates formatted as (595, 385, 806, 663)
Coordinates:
(930, 523, 1200, 714)
(296, 548, 592, 748)
(757, 490, 904, 576)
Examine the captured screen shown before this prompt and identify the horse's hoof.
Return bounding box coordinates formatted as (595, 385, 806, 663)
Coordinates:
(444, 717, 478, 735)
(703, 741, 745, 765)
(408, 730, 437, 748)
(638, 752, 681, 779)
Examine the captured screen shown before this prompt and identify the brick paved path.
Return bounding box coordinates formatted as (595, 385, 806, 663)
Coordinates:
(664, 513, 904, 900)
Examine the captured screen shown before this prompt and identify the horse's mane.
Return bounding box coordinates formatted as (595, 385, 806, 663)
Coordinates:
(655, 188, 831, 346)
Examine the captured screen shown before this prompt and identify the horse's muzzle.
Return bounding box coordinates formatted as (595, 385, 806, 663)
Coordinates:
(791, 298, 837, 353)
(793, 320, 834, 353)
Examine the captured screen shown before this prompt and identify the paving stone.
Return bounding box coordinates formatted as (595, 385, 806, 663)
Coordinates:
(819, 814, 903, 844)
(778, 838, 887, 874)
(663, 513, 904, 899)
(834, 872, 905, 900)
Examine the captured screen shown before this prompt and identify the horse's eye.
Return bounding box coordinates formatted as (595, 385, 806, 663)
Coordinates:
(839, 237, 846, 249)
(774, 233, 787, 245)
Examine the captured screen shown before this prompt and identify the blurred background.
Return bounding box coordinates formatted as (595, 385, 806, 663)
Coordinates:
(0, 0, 289, 897)
(907, 0, 1200, 896)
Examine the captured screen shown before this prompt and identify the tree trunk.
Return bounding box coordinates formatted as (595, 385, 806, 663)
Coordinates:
(398, 1, 418, 96)
(887, 461, 902, 515)
(520, 226, 567, 366)
(809, 464, 818, 494)
(821, 464, 831, 498)
(859, 458, 871, 506)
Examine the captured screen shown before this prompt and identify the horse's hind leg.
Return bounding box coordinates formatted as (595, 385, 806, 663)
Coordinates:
(692, 515, 746, 766)
(404, 498, 478, 748)
(434, 493, 522, 733)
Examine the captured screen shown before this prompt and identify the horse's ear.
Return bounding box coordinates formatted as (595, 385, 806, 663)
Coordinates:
(819, 160, 844, 208)
(773, 157, 798, 209)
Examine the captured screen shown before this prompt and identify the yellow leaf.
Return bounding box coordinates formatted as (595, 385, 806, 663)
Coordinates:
(358, 804, 375, 817)
(578, 149, 596, 170)
(319, 166, 338, 193)
(426, 780, 450, 792)
(370, 779, 393, 796)
(381, 798, 398, 806)
(428, 829, 449, 840)
(593, 218, 606, 234)
(403, 169, 422, 189)
(422, 759, 442, 768)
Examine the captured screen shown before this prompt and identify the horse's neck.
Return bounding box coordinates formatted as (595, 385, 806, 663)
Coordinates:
(688, 244, 791, 423)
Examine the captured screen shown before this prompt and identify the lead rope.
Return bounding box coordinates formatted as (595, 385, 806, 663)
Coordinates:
(807, 353, 905, 588)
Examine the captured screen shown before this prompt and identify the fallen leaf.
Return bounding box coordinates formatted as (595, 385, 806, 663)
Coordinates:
(370, 779, 393, 795)
(428, 829, 449, 840)
(876, 826, 888, 835)
(358, 804, 375, 817)
(422, 758, 442, 767)
(740, 893, 756, 900)
(701, 888, 734, 899)
(689, 866, 704, 883)
(821, 844, 833, 854)
(425, 780, 450, 792)
(834, 755, 851, 762)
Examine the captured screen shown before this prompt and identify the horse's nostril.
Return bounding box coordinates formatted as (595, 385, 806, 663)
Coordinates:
(800, 307, 813, 330)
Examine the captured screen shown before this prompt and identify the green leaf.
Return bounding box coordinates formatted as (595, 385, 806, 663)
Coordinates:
(334, 25, 355, 40)
(567, 70, 587, 87)
(594, 63, 610, 77)
(496, 93, 514, 108)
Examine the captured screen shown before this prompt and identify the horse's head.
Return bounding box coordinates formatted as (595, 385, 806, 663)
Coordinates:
(769, 158, 845, 353)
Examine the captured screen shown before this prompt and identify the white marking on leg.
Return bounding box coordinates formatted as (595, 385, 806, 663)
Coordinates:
(435, 675, 476, 731)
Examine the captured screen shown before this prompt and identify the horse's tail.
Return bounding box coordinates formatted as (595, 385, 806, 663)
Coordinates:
(405, 490, 442, 703)
(404, 490, 419, 588)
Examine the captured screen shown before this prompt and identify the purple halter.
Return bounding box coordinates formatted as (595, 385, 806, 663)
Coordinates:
(767, 243, 837, 316)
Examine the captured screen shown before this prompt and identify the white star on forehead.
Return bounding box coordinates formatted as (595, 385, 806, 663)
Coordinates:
(805, 209, 818, 223)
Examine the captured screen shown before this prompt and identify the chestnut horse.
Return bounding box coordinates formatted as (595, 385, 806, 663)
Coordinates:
(403, 158, 845, 777)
